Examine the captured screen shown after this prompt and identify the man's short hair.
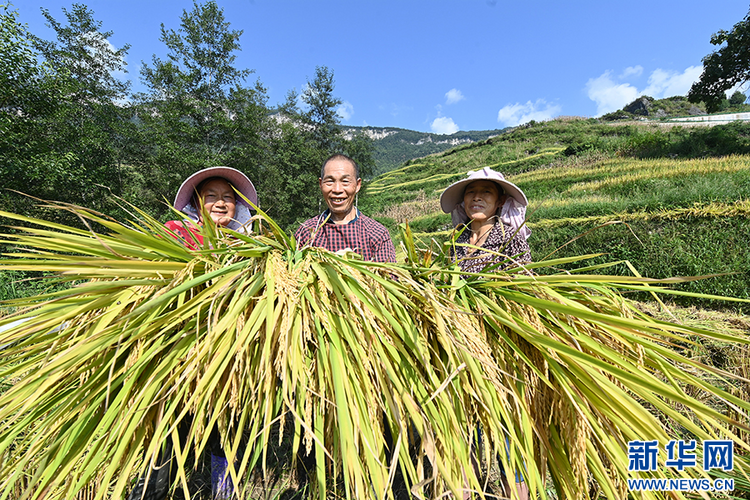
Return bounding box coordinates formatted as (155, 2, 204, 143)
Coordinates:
(320, 153, 360, 180)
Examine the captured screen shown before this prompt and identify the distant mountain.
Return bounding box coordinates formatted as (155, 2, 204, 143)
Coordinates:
(342, 126, 508, 176)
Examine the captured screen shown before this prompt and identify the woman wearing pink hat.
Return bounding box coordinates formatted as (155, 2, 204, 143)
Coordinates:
(166, 166, 258, 249)
(127, 167, 257, 500)
(440, 167, 531, 274)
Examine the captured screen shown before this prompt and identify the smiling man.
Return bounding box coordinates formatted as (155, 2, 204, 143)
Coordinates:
(295, 154, 396, 262)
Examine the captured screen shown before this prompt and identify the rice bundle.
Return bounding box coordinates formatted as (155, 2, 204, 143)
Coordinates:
(0, 202, 748, 500)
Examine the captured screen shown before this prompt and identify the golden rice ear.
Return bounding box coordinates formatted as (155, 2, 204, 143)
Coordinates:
(0, 202, 748, 500)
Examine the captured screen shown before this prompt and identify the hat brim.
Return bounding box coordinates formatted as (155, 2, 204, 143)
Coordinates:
(174, 166, 258, 212)
(440, 176, 527, 213)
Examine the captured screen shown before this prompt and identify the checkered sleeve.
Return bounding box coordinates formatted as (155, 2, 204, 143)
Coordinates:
(364, 218, 397, 263)
(294, 217, 318, 246)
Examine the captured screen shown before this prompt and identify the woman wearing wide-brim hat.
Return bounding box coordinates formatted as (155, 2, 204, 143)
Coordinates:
(127, 166, 257, 500)
(439, 166, 531, 274)
(166, 166, 258, 250)
(441, 168, 531, 498)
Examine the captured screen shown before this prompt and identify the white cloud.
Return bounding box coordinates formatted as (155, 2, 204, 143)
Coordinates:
(496, 99, 562, 127)
(643, 66, 703, 98)
(445, 88, 465, 105)
(431, 116, 459, 134)
(620, 65, 643, 79)
(337, 101, 354, 121)
(586, 65, 705, 116)
(585, 71, 640, 116)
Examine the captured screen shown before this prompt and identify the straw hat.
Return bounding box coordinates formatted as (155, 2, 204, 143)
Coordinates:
(440, 167, 527, 213)
(173, 166, 257, 231)
(174, 166, 257, 209)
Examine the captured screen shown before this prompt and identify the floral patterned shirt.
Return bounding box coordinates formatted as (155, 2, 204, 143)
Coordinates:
(451, 221, 531, 273)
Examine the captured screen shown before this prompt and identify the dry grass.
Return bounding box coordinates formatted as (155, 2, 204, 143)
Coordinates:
(529, 200, 750, 228)
(373, 190, 441, 223)
(515, 154, 750, 187)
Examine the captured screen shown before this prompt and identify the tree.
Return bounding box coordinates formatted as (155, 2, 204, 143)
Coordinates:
(0, 4, 50, 113)
(730, 90, 747, 106)
(27, 3, 133, 210)
(688, 9, 750, 112)
(343, 130, 376, 179)
(0, 3, 135, 221)
(300, 65, 344, 154)
(32, 3, 130, 104)
(141, 0, 250, 102)
(254, 120, 321, 230)
(0, 4, 62, 217)
(255, 71, 346, 230)
(257, 67, 376, 228)
(136, 0, 269, 211)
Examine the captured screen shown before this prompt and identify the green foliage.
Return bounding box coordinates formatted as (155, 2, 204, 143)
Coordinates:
(144, 0, 252, 100)
(730, 90, 748, 106)
(0, 4, 51, 113)
(342, 130, 376, 179)
(0, 270, 59, 302)
(299, 65, 343, 153)
(31, 3, 130, 103)
(254, 121, 321, 232)
(622, 129, 672, 157)
(263, 66, 378, 229)
(365, 121, 750, 215)
(0, 2, 138, 226)
(533, 217, 750, 309)
(623, 122, 750, 158)
(133, 0, 269, 214)
(689, 8, 750, 112)
(404, 212, 450, 233)
(1, 0, 376, 237)
(602, 95, 714, 121)
(0, 4, 62, 202)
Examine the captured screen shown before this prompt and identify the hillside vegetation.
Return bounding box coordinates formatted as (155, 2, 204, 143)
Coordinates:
(601, 93, 750, 121)
(343, 126, 507, 176)
(360, 118, 750, 310)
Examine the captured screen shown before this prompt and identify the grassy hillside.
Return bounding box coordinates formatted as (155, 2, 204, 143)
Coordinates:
(360, 118, 750, 311)
(351, 95, 749, 176)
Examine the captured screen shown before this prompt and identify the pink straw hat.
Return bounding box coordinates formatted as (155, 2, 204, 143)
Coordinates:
(174, 166, 257, 211)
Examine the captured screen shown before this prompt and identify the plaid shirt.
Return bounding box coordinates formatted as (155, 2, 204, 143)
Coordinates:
(295, 210, 396, 263)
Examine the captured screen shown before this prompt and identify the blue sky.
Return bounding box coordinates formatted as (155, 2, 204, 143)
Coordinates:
(13, 0, 750, 133)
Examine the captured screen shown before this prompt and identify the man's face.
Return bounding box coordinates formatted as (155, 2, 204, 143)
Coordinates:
(319, 158, 362, 222)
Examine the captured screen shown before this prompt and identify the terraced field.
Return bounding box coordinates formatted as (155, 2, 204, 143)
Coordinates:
(360, 119, 750, 310)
